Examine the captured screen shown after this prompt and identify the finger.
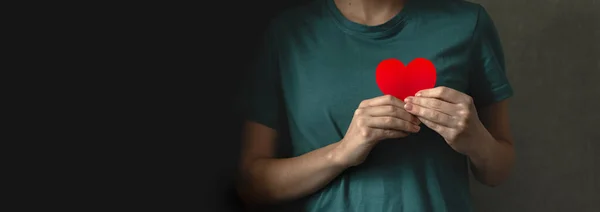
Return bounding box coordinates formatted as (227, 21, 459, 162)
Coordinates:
(415, 86, 466, 104)
(360, 105, 420, 125)
(375, 128, 410, 139)
(404, 96, 457, 116)
(358, 95, 405, 108)
(404, 102, 455, 128)
(418, 117, 452, 137)
(365, 116, 421, 133)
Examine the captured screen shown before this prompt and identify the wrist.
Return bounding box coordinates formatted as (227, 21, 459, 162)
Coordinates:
(327, 140, 353, 169)
(465, 123, 494, 164)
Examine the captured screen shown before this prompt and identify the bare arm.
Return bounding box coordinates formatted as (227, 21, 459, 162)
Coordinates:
(237, 121, 348, 205)
(238, 96, 421, 205)
(468, 99, 515, 186)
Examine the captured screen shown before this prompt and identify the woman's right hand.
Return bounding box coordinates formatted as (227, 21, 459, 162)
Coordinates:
(335, 95, 422, 167)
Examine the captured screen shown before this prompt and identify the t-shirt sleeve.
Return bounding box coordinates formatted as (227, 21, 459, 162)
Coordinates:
(241, 24, 283, 130)
(468, 5, 514, 108)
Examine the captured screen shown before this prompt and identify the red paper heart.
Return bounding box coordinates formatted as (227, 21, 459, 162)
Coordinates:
(375, 58, 437, 100)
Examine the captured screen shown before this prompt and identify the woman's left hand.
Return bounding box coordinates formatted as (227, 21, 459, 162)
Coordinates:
(403, 86, 485, 155)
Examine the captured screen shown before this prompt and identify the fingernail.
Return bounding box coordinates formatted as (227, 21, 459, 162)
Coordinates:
(414, 125, 420, 131)
(404, 97, 412, 103)
(404, 103, 412, 111)
(415, 92, 422, 96)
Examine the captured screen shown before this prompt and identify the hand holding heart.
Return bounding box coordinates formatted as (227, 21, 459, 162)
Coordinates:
(336, 95, 421, 167)
(404, 86, 485, 155)
(374, 58, 486, 155)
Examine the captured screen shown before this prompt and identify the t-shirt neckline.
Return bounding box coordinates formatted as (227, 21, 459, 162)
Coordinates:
(325, 0, 414, 38)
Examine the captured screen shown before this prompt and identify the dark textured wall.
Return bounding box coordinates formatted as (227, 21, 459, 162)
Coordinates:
(469, 0, 600, 211)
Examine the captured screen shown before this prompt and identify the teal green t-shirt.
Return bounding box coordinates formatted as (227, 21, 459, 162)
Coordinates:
(245, 0, 513, 211)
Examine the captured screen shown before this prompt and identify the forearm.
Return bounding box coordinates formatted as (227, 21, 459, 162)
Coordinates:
(239, 141, 348, 204)
(467, 124, 515, 187)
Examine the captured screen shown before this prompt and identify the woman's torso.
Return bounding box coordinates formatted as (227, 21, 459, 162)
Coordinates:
(267, 0, 489, 211)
